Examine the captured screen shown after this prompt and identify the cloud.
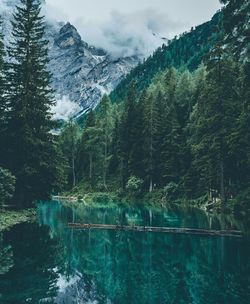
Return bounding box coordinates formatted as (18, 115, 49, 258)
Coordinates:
(42, 2, 68, 23)
(74, 9, 187, 58)
(51, 96, 81, 120)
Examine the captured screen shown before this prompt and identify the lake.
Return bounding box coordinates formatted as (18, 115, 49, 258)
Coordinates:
(0, 200, 249, 303)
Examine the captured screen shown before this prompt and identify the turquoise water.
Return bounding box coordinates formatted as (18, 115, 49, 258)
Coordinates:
(0, 201, 249, 303)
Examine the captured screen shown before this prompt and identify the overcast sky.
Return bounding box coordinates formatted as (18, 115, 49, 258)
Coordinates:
(45, 0, 223, 57)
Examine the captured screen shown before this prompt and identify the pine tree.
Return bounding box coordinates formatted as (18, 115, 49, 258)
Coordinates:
(118, 83, 138, 187)
(161, 102, 183, 185)
(59, 119, 79, 188)
(175, 70, 194, 127)
(153, 90, 167, 187)
(160, 68, 184, 185)
(143, 91, 158, 192)
(96, 95, 113, 189)
(0, 19, 7, 167)
(228, 61, 250, 193)
(184, 65, 207, 198)
(192, 48, 240, 202)
(109, 116, 121, 181)
(80, 110, 102, 188)
(5, 0, 62, 207)
(129, 90, 145, 181)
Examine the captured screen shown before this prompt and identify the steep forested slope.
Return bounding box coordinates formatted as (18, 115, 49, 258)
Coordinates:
(61, 0, 250, 210)
(110, 0, 250, 104)
(110, 12, 222, 103)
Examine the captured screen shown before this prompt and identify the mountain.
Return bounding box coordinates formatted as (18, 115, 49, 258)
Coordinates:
(47, 22, 139, 117)
(110, 12, 222, 103)
(221, 0, 250, 57)
(110, 0, 250, 104)
(0, 0, 140, 118)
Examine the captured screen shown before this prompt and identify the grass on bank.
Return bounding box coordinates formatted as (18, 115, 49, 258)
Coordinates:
(60, 179, 250, 219)
(0, 209, 36, 232)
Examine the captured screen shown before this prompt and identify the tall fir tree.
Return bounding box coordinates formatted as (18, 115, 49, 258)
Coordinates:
(228, 61, 250, 193)
(59, 119, 79, 188)
(119, 83, 138, 187)
(96, 95, 114, 189)
(5, 0, 63, 207)
(191, 48, 240, 202)
(184, 65, 207, 198)
(0, 19, 7, 167)
(129, 90, 145, 181)
(142, 91, 158, 192)
(109, 116, 121, 182)
(160, 68, 184, 185)
(79, 110, 102, 188)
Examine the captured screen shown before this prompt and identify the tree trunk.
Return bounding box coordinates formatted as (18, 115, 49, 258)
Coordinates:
(120, 158, 125, 189)
(220, 159, 225, 203)
(149, 99, 153, 193)
(72, 151, 76, 188)
(149, 178, 153, 193)
(103, 140, 107, 189)
(89, 153, 93, 186)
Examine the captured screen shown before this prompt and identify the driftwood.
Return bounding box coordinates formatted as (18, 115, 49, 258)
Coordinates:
(68, 223, 242, 238)
(53, 196, 78, 202)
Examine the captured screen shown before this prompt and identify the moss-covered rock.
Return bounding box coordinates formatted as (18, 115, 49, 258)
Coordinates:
(0, 209, 36, 231)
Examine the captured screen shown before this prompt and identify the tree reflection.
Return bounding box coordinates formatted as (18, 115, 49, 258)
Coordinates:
(36, 201, 250, 304)
(0, 224, 62, 304)
(0, 234, 14, 276)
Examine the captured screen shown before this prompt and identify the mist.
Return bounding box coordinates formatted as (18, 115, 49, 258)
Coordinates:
(45, 0, 222, 58)
(74, 9, 187, 58)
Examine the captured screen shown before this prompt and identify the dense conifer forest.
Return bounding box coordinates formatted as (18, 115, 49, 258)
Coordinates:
(60, 0, 250, 210)
(0, 0, 249, 212)
(0, 0, 64, 208)
(0, 2, 250, 303)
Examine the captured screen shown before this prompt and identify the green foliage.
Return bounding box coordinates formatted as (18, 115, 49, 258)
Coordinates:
(110, 12, 222, 104)
(164, 182, 179, 202)
(0, 238, 14, 275)
(222, 0, 250, 57)
(126, 176, 143, 194)
(0, 168, 16, 207)
(233, 187, 250, 213)
(96, 95, 114, 188)
(59, 119, 80, 188)
(1, 0, 66, 207)
(84, 192, 119, 205)
(71, 53, 249, 208)
(0, 18, 7, 167)
(0, 209, 36, 231)
(30, 0, 250, 215)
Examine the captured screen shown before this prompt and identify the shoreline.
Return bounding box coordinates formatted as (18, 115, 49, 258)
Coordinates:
(0, 209, 37, 232)
(53, 191, 249, 218)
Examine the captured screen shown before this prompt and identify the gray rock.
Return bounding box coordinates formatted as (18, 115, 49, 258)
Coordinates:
(0, 0, 140, 118)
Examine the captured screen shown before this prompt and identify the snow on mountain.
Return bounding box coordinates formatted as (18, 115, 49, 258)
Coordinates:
(0, 0, 140, 119)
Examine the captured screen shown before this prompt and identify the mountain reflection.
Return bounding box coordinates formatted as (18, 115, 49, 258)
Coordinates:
(0, 201, 249, 304)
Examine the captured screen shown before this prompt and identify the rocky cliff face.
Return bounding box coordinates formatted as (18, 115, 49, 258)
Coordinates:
(0, 0, 140, 118)
(47, 22, 139, 115)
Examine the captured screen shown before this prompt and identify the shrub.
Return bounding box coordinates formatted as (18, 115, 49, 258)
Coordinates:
(233, 187, 250, 213)
(126, 176, 143, 194)
(163, 182, 179, 202)
(0, 168, 16, 207)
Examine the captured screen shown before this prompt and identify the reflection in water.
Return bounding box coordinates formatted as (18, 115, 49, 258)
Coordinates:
(0, 201, 249, 303)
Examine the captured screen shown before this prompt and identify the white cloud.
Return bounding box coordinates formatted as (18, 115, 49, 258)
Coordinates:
(51, 96, 81, 120)
(74, 9, 187, 58)
(45, 0, 222, 58)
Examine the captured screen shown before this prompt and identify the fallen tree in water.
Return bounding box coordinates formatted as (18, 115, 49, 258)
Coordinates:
(68, 223, 243, 238)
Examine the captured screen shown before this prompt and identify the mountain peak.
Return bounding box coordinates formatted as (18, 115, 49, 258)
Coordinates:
(1, 1, 140, 118)
(55, 22, 83, 48)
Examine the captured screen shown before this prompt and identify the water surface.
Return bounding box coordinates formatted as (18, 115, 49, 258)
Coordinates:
(0, 201, 249, 303)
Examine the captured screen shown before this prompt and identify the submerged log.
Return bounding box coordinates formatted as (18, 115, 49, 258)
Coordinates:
(67, 223, 242, 238)
(53, 196, 78, 202)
